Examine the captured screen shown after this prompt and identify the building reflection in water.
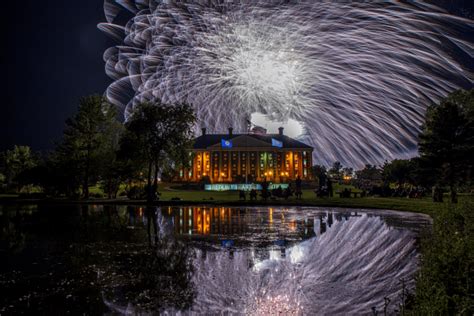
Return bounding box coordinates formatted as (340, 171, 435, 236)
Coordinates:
(121, 206, 371, 253)
(171, 207, 248, 236)
(115, 205, 390, 267)
(64, 205, 369, 249)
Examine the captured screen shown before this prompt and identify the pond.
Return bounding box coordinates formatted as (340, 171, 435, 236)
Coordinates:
(0, 204, 431, 315)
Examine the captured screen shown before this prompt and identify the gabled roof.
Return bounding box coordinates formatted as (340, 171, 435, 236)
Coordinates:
(193, 133, 313, 150)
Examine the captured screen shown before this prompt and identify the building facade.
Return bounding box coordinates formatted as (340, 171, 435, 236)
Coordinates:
(179, 127, 313, 183)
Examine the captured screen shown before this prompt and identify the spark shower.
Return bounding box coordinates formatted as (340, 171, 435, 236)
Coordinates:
(99, 0, 473, 167)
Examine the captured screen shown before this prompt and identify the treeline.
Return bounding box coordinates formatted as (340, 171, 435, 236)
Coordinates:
(1, 89, 472, 202)
(0, 96, 195, 202)
(313, 89, 473, 202)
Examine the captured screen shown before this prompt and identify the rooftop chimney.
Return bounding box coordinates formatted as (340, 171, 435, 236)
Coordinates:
(201, 127, 206, 135)
(228, 127, 233, 137)
(278, 127, 284, 136)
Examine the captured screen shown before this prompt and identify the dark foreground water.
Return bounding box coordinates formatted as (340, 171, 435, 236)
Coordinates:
(0, 204, 430, 315)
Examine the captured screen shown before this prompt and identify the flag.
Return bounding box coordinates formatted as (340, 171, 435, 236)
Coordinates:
(221, 139, 233, 148)
(272, 138, 283, 148)
(221, 239, 234, 248)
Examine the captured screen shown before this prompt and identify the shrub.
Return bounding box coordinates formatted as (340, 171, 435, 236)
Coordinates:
(409, 202, 473, 314)
(127, 186, 146, 200)
(92, 192, 104, 199)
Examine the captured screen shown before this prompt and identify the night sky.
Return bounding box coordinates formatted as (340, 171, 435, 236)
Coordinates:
(0, 1, 472, 152)
(0, 1, 112, 151)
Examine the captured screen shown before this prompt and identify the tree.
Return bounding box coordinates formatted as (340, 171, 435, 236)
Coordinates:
(100, 154, 133, 199)
(312, 165, 328, 188)
(55, 95, 121, 199)
(121, 102, 195, 202)
(0, 173, 6, 193)
(382, 159, 416, 186)
(354, 164, 383, 191)
(418, 89, 474, 203)
(328, 161, 343, 181)
(0, 145, 38, 191)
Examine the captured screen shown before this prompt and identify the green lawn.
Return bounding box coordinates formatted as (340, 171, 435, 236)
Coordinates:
(110, 186, 472, 217)
(0, 194, 21, 198)
(2, 185, 472, 217)
(159, 189, 237, 201)
(155, 189, 471, 215)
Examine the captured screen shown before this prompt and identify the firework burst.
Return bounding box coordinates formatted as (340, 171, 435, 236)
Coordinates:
(99, 0, 473, 167)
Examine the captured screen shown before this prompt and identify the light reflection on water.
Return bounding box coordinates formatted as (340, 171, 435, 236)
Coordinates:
(0, 205, 430, 315)
(108, 205, 430, 315)
(181, 208, 429, 315)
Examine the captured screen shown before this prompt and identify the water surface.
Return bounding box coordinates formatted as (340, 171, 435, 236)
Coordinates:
(0, 204, 430, 315)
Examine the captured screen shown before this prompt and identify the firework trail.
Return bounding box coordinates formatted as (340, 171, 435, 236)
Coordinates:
(99, 1, 473, 167)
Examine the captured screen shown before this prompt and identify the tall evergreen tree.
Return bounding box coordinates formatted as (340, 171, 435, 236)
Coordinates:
(418, 89, 474, 203)
(56, 95, 121, 199)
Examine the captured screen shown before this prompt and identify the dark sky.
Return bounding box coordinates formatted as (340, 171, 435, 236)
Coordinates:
(0, 1, 472, 152)
(0, 1, 113, 151)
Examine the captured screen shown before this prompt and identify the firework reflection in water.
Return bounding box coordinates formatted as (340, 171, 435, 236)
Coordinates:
(190, 213, 425, 315)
